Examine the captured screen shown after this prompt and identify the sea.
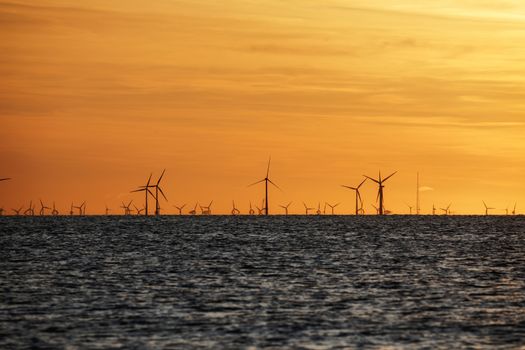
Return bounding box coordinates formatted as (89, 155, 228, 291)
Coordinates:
(0, 215, 524, 349)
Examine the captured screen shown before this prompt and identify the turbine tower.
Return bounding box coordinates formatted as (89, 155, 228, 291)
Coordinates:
(341, 178, 367, 215)
(512, 203, 517, 215)
(153, 169, 168, 216)
(51, 202, 59, 216)
(249, 157, 280, 215)
(363, 171, 397, 215)
(325, 202, 340, 215)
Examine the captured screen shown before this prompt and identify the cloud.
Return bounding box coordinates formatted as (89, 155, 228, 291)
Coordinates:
(419, 186, 435, 192)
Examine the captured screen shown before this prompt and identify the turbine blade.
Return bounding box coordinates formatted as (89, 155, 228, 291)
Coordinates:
(357, 177, 367, 189)
(156, 169, 166, 186)
(363, 175, 380, 184)
(268, 179, 281, 191)
(146, 173, 152, 186)
(266, 156, 271, 178)
(248, 179, 265, 187)
(383, 171, 397, 182)
(158, 186, 168, 201)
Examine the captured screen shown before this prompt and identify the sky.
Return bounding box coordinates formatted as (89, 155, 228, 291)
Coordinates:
(1, 0, 525, 215)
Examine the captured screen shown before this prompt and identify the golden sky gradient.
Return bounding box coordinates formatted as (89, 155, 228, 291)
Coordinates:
(1, 0, 525, 214)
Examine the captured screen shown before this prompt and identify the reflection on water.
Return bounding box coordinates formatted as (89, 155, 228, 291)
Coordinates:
(1, 216, 524, 348)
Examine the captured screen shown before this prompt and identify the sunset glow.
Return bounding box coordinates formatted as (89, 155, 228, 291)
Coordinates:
(2, 0, 525, 214)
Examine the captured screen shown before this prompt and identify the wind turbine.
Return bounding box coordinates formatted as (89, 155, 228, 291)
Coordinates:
(39, 199, 51, 216)
(174, 204, 186, 215)
(279, 202, 292, 215)
(440, 203, 451, 215)
(248, 157, 280, 215)
(133, 204, 144, 215)
(69, 202, 74, 216)
(303, 202, 314, 215)
(316, 202, 322, 215)
(512, 203, 517, 215)
(248, 201, 255, 215)
(153, 169, 168, 216)
(201, 200, 213, 215)
(432, 204, 436, 215)
(371, 204, 379, 215)
(51, 202, 59, 216)
(405, 203, 413, 215)
(482, 201, 495, 216)
(325, 202, 340, 215)
(231, 201, 240, 215)
(131, 173, 155, 216)
(105, 205, 110, 215)
(120, 200, 133, 215)
(74, 202, 86, 216)
(188, 203, 198, 215)
(342, 178, 367, 215)
(24, 201, 35, 216)
(364, 171, 396, 215)
(12, 206, 23, 215)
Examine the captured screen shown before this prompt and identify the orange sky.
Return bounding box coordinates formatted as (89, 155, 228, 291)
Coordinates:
(1, 0, 525, 215)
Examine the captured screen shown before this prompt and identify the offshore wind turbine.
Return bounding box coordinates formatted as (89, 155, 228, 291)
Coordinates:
(432, 204, 436, 215)
(51, 202, 59, 216)
(105, 205, 110, 215)
(24, 201, 35, 216)
(131, 173, 155, 216)
(133, 204, 144, 215)
(39, 199, 51, 216)
(440, 203, 451, 215)
(153, 169, 168, 216)
(248, 157, 280, 215)
(482, 201, 495, 215)
(120, 200, 133, 215)
(405, 203, 413, 215)
(364, 171, 396, 215)
(188, 203, 198, 215)
(316, 202, 322, 215)
(231, 201, 240, 215)
(74, 202, 86, 216)
(201, 200, 213, 215)
(303, 202, 314, 215)
(325, 202, 340, 215)
(12, 206, 23, 215)
(279, 202, 292, 215)
(69, 202, 74, 216)
(174, 204, 186, 215)
(248, 201, 255, 215)
(342, 178, 367, 215)
(512, 203, 517, 215)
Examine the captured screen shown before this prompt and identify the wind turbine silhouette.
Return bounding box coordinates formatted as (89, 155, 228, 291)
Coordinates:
(342, 178, 367, 215)
(120, 200, 133, 215)
(74, 202, 86, 215)
(39, 199, 51, 216)
(133, 204, 144, 215)
(279, 202, 292, 215)
(482, 201, 495, 215)
(432, 204, 436, 215)
(153, 170, 168, 216)
(371, 204, 379, 215)
(200, 201, 213, 215)
(440, 203, 451, 215)
(51, 202, 59, 216)
(12, 206, 23, 215)
(69, 202, 74, 216)
(512, 202, 517, 215)
(316, 202, 322, 215)
(248, 157, 280, 215)
(231, 201, 240, 215)
(188, 203, 198, 215)
(303, 202, 314, 215)
(105, 205, 110, 215)
(174, 204, 186, 215)
(248, 201, 255, 215)
(405, 203, 413, 215)
(325, 202, 340, 215)
(131, 173, 155, 216)
(255, 202, 264, 215)
(24, 201, 35, 216)
(364, 171, 396, 215)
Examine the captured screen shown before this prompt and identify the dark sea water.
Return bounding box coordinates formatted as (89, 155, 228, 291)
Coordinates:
(0, 216, 524, 349)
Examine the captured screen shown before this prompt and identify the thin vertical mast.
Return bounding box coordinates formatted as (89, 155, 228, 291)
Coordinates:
(416, 172, 420, 215)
